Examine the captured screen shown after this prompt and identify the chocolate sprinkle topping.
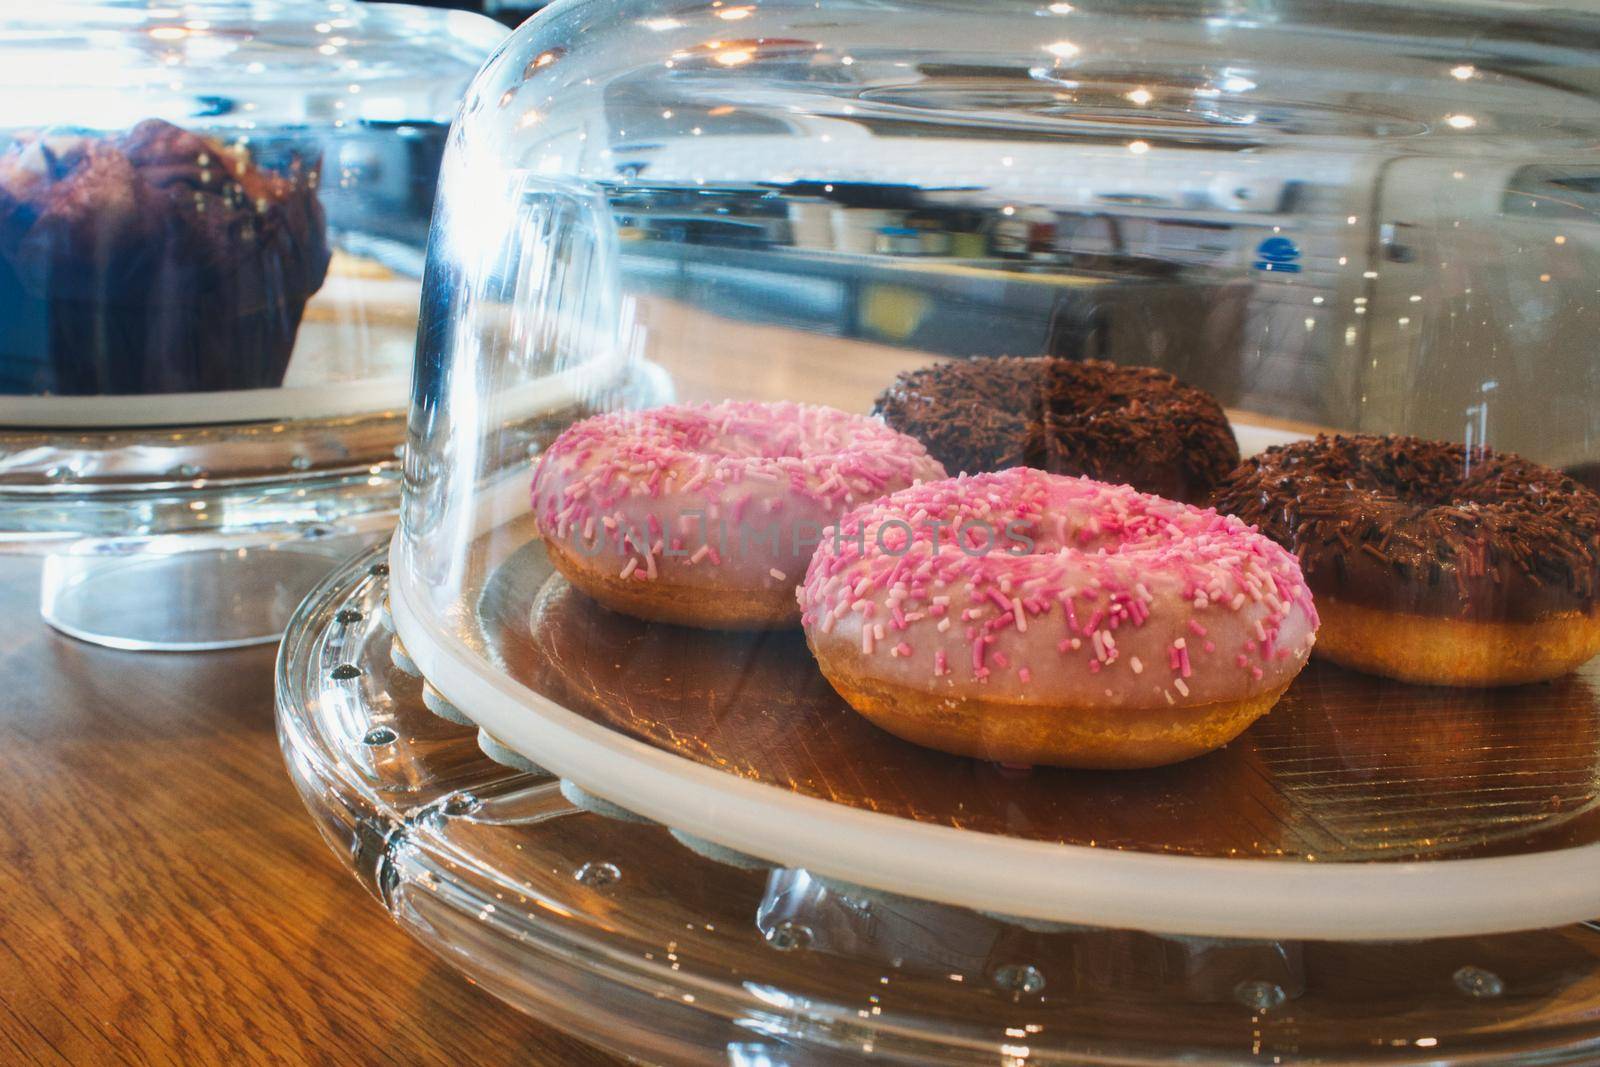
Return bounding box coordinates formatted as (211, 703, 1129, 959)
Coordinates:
(873, 357, 1240, 504)
(1211, 433, 1600, 622)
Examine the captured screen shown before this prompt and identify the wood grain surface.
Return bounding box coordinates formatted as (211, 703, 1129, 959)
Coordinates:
(0, 554, 621, 1066)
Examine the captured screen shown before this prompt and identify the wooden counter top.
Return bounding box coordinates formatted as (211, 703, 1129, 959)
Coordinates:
(0, 554, 621, 1066)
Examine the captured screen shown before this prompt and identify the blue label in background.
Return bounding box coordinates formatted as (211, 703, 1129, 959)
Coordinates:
(1253, 235, 1302, 273)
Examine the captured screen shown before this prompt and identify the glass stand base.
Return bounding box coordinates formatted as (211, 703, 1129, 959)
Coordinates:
(41, 536, 377, 651)
(276, 542, 1600, 1066)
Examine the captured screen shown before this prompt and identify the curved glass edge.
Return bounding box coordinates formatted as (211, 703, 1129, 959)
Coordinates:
(0, 410, 405, 552)
(401, 0, 1600, 627)
(0, 471, 398, 555)
(0, 1, 507, 128)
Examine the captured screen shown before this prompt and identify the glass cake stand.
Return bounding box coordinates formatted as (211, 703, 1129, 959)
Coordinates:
(0, 0, 504, 650)
(279, 540, 1600, 1066)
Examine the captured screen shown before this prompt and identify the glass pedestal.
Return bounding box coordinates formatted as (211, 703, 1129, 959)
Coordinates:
(1, 412, 402, 650)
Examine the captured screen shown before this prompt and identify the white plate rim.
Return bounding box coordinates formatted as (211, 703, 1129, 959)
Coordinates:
(389, 535, 1600, 942)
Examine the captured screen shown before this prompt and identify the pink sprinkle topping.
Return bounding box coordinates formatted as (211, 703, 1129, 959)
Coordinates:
(530, 400, 946, 596)
(790, 467, 1317, 701)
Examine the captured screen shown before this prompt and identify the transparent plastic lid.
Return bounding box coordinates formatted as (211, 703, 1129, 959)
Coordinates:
(0, 0, 504, 424)
(391, 0, 1600, 937)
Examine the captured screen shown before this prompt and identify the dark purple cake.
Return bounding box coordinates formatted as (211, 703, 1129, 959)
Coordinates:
(0, 119, 330, 396)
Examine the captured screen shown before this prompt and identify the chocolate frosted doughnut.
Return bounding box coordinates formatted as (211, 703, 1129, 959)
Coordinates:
(872, 357, 1239, 504)
(1211, 433, 1600, 686)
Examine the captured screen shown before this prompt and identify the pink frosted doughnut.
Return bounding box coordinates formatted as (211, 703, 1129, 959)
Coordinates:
(532, 400, 946, 628)
(798, 467, 1320, 768)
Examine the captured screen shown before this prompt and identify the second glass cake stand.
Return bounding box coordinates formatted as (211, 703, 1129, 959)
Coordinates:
(0, 1, 504, 649)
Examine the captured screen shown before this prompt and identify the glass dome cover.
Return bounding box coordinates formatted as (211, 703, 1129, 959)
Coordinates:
(373, 0, 1600, 1025)
(257, 0, 1600, 1057)
(0, 0, 503, 423)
